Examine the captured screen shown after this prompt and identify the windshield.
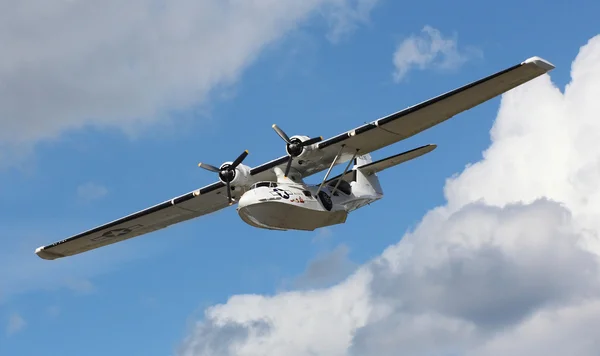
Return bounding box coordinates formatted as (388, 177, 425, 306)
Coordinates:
(251, 181, 277, 189)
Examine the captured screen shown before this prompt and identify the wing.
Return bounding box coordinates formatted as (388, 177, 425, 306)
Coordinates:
(250, 56, 554, 182)
(35, 181, 228, 260)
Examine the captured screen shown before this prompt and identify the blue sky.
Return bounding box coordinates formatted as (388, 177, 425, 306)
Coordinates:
(2, 1, 600, 355)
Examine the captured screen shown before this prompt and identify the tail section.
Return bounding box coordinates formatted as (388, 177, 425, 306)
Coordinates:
(323, 144, 435, 199)
(353, 153, 383, 196)
(350, 144, 436, 196)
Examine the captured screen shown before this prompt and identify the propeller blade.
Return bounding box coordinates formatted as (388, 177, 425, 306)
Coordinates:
(284, 156, 293, 177)
(198, 151, 247, 205)
(272, 124, 291, 144)
(225, 179, 233, 205)
(198, 162, 221, 172)
(301, 136, 323, 147)
(231, 150, 249, 169)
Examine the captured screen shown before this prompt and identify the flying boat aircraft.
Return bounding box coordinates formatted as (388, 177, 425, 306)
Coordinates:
(35, 56, 555, 260)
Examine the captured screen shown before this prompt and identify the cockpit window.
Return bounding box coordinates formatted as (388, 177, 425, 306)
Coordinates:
(252, 181, 278, 189)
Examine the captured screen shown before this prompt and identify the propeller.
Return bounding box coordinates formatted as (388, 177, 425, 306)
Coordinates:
(198, 150, 249, 205)
(272, 124, 322, 177)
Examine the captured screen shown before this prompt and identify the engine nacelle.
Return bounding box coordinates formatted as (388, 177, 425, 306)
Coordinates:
(287, 135, 319, 159)
(218, 162, 252, 187)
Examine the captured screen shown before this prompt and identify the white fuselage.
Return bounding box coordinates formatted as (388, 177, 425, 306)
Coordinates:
(236, 173, 382, 231)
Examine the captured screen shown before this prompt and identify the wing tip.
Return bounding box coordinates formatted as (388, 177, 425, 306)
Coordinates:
(522, 56, 555, 72)
(35, 246, 62, 260)
(422, 143, 437, 155)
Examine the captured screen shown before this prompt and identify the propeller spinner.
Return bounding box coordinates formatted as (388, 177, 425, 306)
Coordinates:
(272, 124, 322, 177)
(198, 150, 249, 205)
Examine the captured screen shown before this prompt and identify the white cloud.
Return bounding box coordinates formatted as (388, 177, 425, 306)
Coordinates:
(351, 200, 600, 355)
(0, 0, 378, 162)
(6, 313, 26, 336)
(322, 0, 378, 43)
(471, 300, 600, 356)
(77, 182, 108, 201)
(177, 34, 600, 355)
(0, 0, 379, 299)
(179, 271, 372, 356)
(392, 25, 479, 82)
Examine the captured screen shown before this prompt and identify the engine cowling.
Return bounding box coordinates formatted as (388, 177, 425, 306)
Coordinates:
(198, 149, 250, 205)
(271, 124, 324, 177)
(218, 162, 251, 187)
(286, 135, 319, 158)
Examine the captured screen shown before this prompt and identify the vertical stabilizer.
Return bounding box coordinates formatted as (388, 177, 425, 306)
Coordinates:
(353, 154, 383, 195)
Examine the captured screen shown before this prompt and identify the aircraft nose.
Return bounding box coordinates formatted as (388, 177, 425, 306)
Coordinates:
(237, 190, 253, 209)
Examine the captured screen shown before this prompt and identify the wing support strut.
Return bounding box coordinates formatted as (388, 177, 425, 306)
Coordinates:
(330, 149, 359, 196)
(316, 145, 346, 195)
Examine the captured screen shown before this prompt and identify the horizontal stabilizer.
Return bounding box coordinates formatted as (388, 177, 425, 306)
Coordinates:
(357, 144, 436, 175)
(325, 144, 436, 184)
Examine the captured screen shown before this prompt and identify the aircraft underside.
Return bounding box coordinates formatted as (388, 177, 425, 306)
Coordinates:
(237, 199, 348, 231)
(236, 184, 350, 231)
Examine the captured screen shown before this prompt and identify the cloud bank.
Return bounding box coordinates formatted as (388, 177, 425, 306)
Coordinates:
(0, 0, 377, 161)
(393, 25, 479, 82)
(0, 0, 381, 305)
(178, 34, 600, 355)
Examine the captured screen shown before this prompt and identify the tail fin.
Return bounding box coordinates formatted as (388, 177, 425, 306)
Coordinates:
(329, 144, 435, 197)
(355, 153, 372, 166)
(353, 153, 383, 195)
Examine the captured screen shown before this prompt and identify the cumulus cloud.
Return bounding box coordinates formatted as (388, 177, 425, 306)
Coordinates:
(351, 200, 600, 355)
(322, 0, 378, 43)
(181, 271, 372, 356)
(6, 313, 26, 336)
(471, 300, 600, 355)
(178, 34, 600, 356)
(392, 25, 479, 82)
(0, 0, 378, 162)
(179, 319, 273, 356)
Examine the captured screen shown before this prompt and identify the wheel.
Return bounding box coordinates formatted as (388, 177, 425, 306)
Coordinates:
(318, 191, 333, 211)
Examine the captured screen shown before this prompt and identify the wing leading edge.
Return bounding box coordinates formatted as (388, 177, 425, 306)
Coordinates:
(250, 56, 555, 182)
(35, 181, 228, 260)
